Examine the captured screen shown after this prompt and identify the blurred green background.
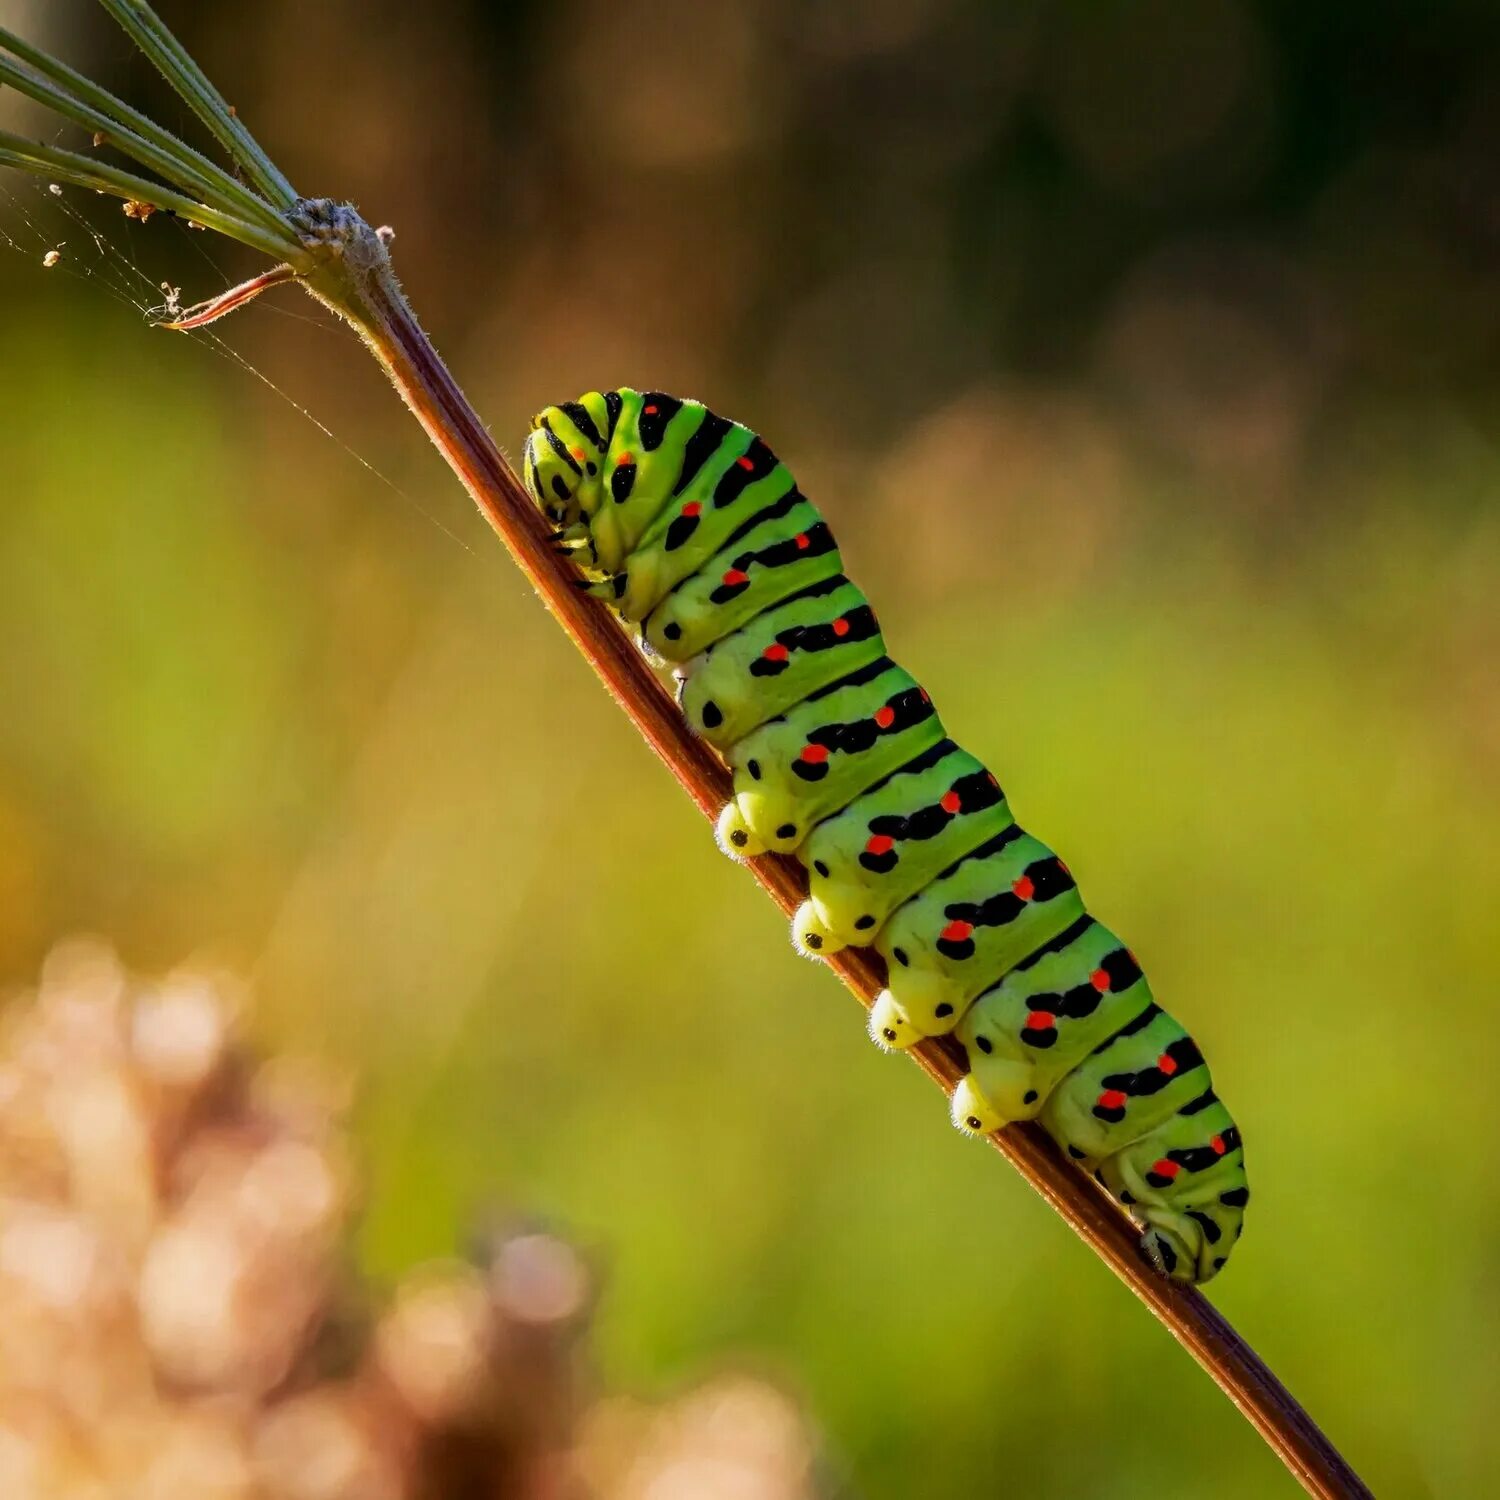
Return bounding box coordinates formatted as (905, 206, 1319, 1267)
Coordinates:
(2, 0, 1497, 1494)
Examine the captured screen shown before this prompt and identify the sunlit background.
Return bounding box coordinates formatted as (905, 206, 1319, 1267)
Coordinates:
(2, 1, 1497, 1495)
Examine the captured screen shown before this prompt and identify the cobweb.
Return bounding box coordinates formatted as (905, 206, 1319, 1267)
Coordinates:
(0, 165, 476, 554)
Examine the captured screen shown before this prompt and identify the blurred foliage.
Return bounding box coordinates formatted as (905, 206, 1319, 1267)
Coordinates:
(0, 939, 821, 1499)
(1, 1, 1497, 1496)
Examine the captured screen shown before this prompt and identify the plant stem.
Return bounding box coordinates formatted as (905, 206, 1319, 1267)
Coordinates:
(293, 204, 1372, 1500)
(0, 130, 303, 261)
(0, 25, 288, 234)
(95, 0, 297, 209)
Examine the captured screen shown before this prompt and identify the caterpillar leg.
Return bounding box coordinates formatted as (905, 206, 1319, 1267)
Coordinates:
(1129, 1173, 1246, 1283)
(1136, 1188, 1244, 1283)
(715, 802, 766, 858)
(577, 573, 628, 605)
(949, 1065, 1036, 1136)
(552, 522, 598, 565)
(950, 1075, 1004, 1135)
(792, 900, 845, 958)
(1139, 1219, 1201, 1283)
(867, 991, 922, 1051)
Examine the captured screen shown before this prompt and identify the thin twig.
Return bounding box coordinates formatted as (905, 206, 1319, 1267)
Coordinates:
(160, 262, 299, 328)
(293, 206, 1373, 1500)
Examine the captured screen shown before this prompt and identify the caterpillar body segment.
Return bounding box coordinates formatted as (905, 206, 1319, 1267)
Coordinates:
(1041, 1005, 1212, 1162)
(794, 740, 1014, 955)
(723, 659, 944, 856)
(621, 461, 798, 624)
(1092, 1095, 1247, 1283)
(677, 577, 885, 749)
(643, 505, 843, 660)
(874, 825, 1085, 1036)
(951, 916, 1153, 1127)
(523, 388, 1249, 1284)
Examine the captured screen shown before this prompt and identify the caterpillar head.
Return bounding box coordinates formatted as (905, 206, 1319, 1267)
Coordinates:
(524, 404, 602, 528)
(867, 991, 920, 1052)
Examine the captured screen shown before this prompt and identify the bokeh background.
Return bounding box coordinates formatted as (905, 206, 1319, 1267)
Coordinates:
(2, 1, 1498, 1495)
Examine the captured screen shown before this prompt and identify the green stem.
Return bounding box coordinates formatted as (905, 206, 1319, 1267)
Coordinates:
(0, 130, 304, 262)
(0, 40, 288, 237)
(95, 0, 296, 209)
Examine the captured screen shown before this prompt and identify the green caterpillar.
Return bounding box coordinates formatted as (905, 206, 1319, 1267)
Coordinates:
(523, 388, 1249, 1284)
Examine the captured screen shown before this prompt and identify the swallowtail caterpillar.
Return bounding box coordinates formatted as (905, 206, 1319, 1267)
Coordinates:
(524, 389, 1249, 1283)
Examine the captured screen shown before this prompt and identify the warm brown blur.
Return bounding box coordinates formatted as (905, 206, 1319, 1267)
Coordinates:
(0, 2, 1496, 1496)
(0, 940, 820, 1499)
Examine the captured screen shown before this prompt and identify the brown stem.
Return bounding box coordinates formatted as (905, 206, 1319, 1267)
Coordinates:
(297, 205, 1371, 1500)
(163, 262, 300, 329)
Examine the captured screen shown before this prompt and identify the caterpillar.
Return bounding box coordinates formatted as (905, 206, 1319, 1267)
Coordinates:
(523, 389, 1248, 1284)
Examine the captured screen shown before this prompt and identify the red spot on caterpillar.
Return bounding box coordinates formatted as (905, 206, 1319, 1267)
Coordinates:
(1090, 968, 1111, 992)
(939, 791, 962, 814)
(643, 404, 658, 414)
(919, 689, 931, 703)
(832, 617, 851, 637)
(1211, 1134, 1226, 1155)
(1058, 861, 1070, 876)
(736, 454, 755, 470)
(865, 834, 895, 856)
(682, 501, 702, 517)
(1025, 1011, 1055, 1031)
(763, 644, 789, 662)
(1098, 1089, 1127, 1110)
(940, 919, 972, 943)
(618, 452, 634, 465)
(873, 705, 896, 729)
(1157, 1053, 1177, 1076)
(722, 568, 749, 586)
(799, 744, 829, 765)
(794, 532, 810, 549)
(1152, 1158, 1180, 1180)
(571, 448, 586, 462)
(987, 772, 999, 788)
(1012, 875, 1035, 900)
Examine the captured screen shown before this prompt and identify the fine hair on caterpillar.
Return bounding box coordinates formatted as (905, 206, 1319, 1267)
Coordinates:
(525, 388, 1249, 1285)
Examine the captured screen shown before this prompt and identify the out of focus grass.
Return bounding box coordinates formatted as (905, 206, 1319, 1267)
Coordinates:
(1, 291, 1494, 1497)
